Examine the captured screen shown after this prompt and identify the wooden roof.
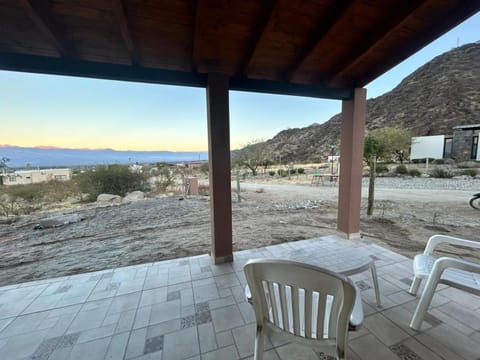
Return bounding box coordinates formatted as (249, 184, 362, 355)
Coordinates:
(0, 0, 478, 99)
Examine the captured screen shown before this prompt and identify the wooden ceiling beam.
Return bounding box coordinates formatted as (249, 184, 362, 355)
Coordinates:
(191, 0, 201, 72)
(356, 1, 480, 87)
(328, 0, 426, 85)
(0, 52, 353, 100)
(240, 0, 277, 76)
(21, 0, 71, 57)
(112, 0, 140, 66)
(285, 0, 353, 81)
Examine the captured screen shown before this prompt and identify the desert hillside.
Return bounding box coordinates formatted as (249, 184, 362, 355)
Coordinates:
(246, 42, 480, 163)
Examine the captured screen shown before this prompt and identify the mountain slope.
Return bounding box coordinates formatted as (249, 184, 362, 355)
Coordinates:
(259, 42, 480, 163)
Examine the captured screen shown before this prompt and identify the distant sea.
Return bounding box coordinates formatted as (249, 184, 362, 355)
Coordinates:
(0, 146, 208, 168)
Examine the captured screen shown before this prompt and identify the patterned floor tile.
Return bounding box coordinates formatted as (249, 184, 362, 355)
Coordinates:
(181, 315, 196, 329)
(355, 280, 372, 291)
(195, 302, 210, 313)
(389, 343, 424, 360)
(195, 310, 212, 325)
(144, 334, 164, 354)
(53, 285, 72, 295)
(167, 290, 181, 301)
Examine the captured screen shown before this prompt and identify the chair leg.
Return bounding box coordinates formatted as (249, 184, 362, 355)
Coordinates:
(370, 262, 381, 307)
(408, 276, 422, 295)
(254, 325, 265, 360)
(409, 276, 437, 330)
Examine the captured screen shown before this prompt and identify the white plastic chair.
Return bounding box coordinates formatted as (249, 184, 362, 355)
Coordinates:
(244, 259, 357, 360)
(408, 234, 480, 330)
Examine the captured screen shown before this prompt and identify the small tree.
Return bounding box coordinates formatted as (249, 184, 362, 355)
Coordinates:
(364, 135, 387, 216)
(0, 157, 10, 186)
(364, 127, 411, 215)
(232, 139, 270, 176)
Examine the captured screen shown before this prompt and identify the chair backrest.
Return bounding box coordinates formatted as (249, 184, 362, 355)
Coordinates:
(244, 259, 356, 356)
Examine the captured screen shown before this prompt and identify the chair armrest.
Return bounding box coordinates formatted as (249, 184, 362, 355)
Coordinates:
(431, 257, 480, 278)
(424, 234, 480, 256)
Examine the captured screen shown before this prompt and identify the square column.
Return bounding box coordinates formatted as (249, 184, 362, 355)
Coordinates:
(206, 73, 233, 263)
(337, 88, 366, 239)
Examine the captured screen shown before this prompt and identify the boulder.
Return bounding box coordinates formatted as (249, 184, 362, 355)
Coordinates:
(97, 194, 122, 203)
(0, 216, 17, 225)
(35, 213, 85, 230)
(123, 191, 145, 203)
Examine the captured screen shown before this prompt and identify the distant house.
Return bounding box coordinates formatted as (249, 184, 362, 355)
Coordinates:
(0, 168, 72, 186)
(411, 124, 480, 161)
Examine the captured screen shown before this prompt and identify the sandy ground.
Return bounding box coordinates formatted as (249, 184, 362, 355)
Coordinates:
(0, 178, 479, 286)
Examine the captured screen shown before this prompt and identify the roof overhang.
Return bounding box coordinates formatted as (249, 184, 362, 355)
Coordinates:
(0, 1, 478, 99)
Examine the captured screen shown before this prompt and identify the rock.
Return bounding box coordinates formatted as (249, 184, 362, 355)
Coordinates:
(97, 194, 122, 203)
(123, 191, 145, 203)
(34, 213, 85, 230)
(0, 216, 18, 225)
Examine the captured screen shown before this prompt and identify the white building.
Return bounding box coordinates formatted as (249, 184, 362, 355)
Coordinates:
(1, 168, 72, 186)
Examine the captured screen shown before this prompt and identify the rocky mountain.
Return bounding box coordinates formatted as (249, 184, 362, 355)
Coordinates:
(251, 42, 480, 163)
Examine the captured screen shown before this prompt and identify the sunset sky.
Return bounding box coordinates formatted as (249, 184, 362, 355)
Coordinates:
(0, 13, 479, 152)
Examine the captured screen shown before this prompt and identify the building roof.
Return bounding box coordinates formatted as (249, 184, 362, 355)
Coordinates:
(0, 1, 478, 99)
(453, 124, 480, 130)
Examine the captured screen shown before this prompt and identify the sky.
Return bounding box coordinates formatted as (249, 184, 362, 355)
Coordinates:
(0, 13, 479, 152)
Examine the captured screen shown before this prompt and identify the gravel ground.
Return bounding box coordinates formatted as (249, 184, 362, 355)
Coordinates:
(363, 176, 480, 191)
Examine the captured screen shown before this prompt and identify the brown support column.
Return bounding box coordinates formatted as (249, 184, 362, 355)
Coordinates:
(206, 73, 233, 264)
(337, 88, 367, 239)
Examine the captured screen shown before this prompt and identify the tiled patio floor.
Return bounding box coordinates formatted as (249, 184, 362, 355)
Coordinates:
(0, 235, 479, 360)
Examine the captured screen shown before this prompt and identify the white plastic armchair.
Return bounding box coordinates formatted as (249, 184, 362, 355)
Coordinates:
(408, 234, 480, 330)
(244, 259, 356, 360)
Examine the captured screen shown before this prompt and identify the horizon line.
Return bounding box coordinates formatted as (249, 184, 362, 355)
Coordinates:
(0, 144, 209, 152)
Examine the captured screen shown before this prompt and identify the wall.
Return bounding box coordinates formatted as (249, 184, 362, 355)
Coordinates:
(1, 169, 72, 186)
(452, 128, 480, 161)
(410, 135, 445, 160)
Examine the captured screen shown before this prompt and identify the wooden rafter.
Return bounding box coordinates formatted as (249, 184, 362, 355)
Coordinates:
(285, 0, 353, 81)
(357, 1, 480, 87)
(21, 0, 70, 57)
(112, 0, 140, 66)
(327, 0, 426, 85)
(191, 0, 201, 71)
(240, 0, 277, 76)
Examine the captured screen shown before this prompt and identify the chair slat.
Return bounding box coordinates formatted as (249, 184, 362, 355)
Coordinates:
(285, 285, 294, 333)
(291, 286, 300, 335)
(298, 288, 306, 337)
(317, 293, 327, 339)
(268, 281, 280, 327)
(262, 280, 274, 323)
(279, 283, 289, 332)
(327, 294, 338, 339)
(304, 289, 313, 338)
(311, 291, 320, 339)
(273, 282, 284, 329)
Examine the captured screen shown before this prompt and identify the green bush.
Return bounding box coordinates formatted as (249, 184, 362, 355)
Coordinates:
(461, 169, 478, 177)
(429, 168, 453, 178)
(408, 169, 421, 177)
(395, 164, 408, 175)
(268, 171, 276, 176)
(78, 165, 146, 201)
(376, 164, 389, 174)
(297, 168, 305, 174)
(6, 185, 44, 203)
(277, 169, 287, 177)
(433, 158, 445, 164)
